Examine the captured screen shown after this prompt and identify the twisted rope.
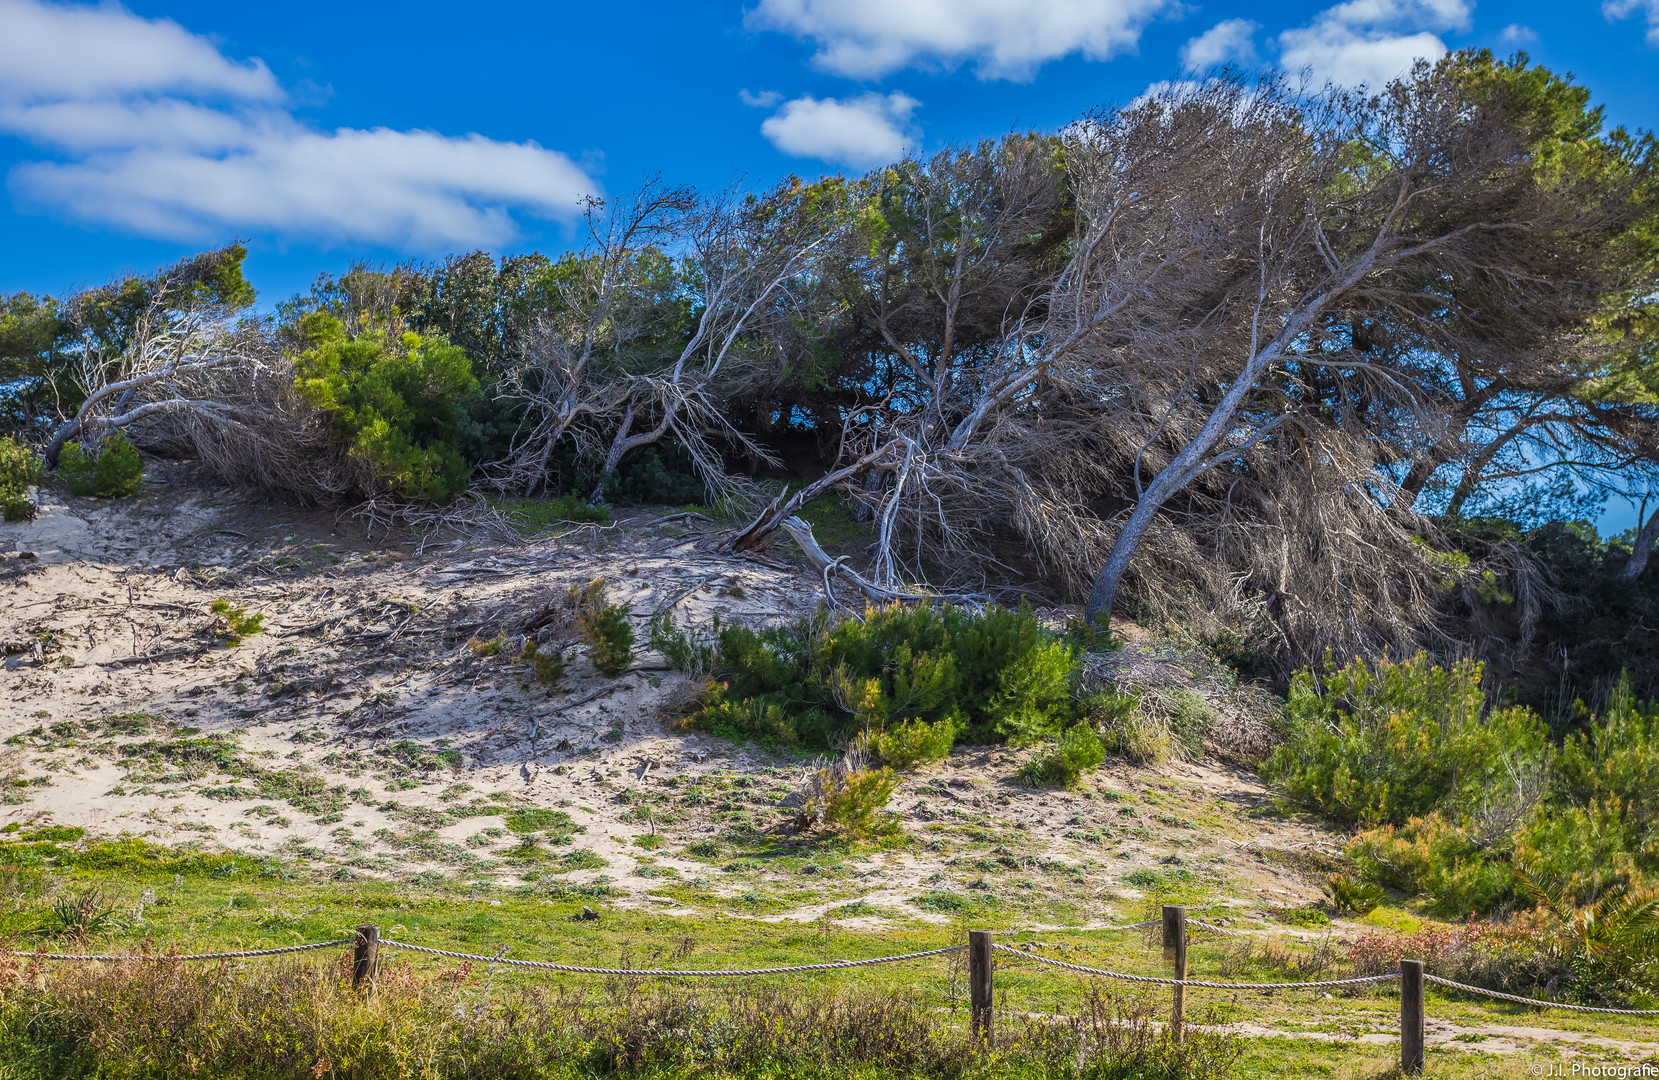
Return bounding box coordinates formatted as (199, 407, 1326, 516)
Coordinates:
(1422, 974, 1659, 1015)
(992, 945, 1399, 990)
(10, 940, 353, 962)
(378, 939, 964, 976)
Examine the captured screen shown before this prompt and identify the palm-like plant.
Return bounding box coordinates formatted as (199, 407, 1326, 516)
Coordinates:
(1514, 870, 1659, 1000)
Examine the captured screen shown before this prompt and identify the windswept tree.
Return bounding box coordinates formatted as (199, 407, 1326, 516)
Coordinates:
(39, 247, 263, 467)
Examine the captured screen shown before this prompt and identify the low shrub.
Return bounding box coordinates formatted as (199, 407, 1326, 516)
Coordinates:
(57, 432, 144, 498)
(1018, 725, 1106, 789)
(1262, 652, 1549, 827)
(209, 598, 265, 646)
(795, 753, 899, 841)
(290, 312, 481, 501)
(0, 434, 44, 521)
(521, 640, 566, 686)
(1323, 873, 1384, 916)
(659, 602, 1079, 751)
(856, 717, 955, 769)
(1275, 657, 1659, 917)
(1347, 813, 1514, 916)
(571, 581, 634, 677)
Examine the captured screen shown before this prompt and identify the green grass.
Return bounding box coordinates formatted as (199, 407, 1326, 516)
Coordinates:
(796, 492, 875, 550)
(493, 493, 612, 530)
(0, 846, 1651, 1077)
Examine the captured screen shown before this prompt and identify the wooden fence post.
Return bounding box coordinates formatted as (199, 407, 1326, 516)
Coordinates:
(1400, 959, 1424, 1073)
(1163, 905, 1187, 1045)
(968, 929, 994, 1047)
(353, 924, 380, 991)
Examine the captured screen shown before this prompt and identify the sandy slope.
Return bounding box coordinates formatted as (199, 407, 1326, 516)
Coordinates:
(3, 464, 1342, 922)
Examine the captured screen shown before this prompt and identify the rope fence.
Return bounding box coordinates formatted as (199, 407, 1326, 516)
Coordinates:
(376, 939, 966, 976)
(11, 908, 1656, 1072)
(7, 940, 353, 962)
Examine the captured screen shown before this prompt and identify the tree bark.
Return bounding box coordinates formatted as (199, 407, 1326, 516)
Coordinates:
(1621, 500, 1659, 580)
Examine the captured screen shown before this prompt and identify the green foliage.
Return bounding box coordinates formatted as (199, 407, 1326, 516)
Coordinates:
(57, 432, 143, 497)
(1262, 652, 1548, 827)
(571, 581, 635, 677)
(498, 492, 612, 528)
(504, 808, 577, 838)
(1274, 906, 1331, 929)
(1322, 873, 1385, 916)
(522, 640, 566, 686)
(45, 886, 123, 940)
(1514, 871, 1659, 1002)
(666, 602, 1078, 751)
(291, 312, 480, 501)
(1019, 725, 1107, 789)
(649, 613, 718, 676)
(857, 717, 955, 769)
(1279, 656, 1659, 916)
(601, 445, 708, 506)
(1514, 679, 1659, 898)
(209, 598, 265, 646)
(0, 958, 1243, 1080)
(1348, 814, 1520, 916)
(808, 766, 899, 840)
(558, 848, 608, 871)
(0, 434, 44, 520)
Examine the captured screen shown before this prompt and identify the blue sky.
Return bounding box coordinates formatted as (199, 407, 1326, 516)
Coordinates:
(1, 0, 1657, 526)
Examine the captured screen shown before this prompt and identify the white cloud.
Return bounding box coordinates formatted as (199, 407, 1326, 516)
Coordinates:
(739, 89, 784, 108)
(1278, 0, 1471, 88)
(1604, 0, 1659, 45)
(760, 93, 918, 169)
(1180, 19, 1260, 71)
(1497, 23, 1537, 45)
(747, 0, 1173, 81)
(0, 0, 597, 250)
(0, 0, 280, 104)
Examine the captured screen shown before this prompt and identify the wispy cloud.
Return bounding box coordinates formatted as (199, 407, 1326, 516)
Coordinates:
(747, 0, 1174, 81)
(1278, 0, 1471, 88)
(1497, 23, 1538, 45)
(0, 0, 597, 250)
(1604, 0, 1659, 45)
(759, 92, 918, 169)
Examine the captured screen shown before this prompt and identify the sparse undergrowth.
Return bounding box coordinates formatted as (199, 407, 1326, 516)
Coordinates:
(0, 959, 1243, 1080)
(0, 434, 45, 521)
(56, 432, 144, 498)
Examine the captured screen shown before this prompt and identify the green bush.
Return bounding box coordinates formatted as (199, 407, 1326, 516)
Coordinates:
(1280, 659, 1659, 915)
(1018, 725, 1106, 789)
(1261, 652, 1549, 827)
(0, 434, 44, 520)
(572, 581, 634, 677)
(1323, 873, 1385, 916)
(1514, 679, 1659, 899)
(1088, 687, 1213, 765)
(857, 717, 955, 769)
(807, 765, 899, 840)
(291, 312, 480, 501)
(209, 599, 265, 646)
(661, 602, 1078, 750)
(1347, 813, 1513, 915)
(602, 444, 708, 506)
(57, 432, 143, 498)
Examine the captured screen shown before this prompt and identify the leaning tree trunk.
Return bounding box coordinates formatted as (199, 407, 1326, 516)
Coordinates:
(1622, 501, 1659, 580)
